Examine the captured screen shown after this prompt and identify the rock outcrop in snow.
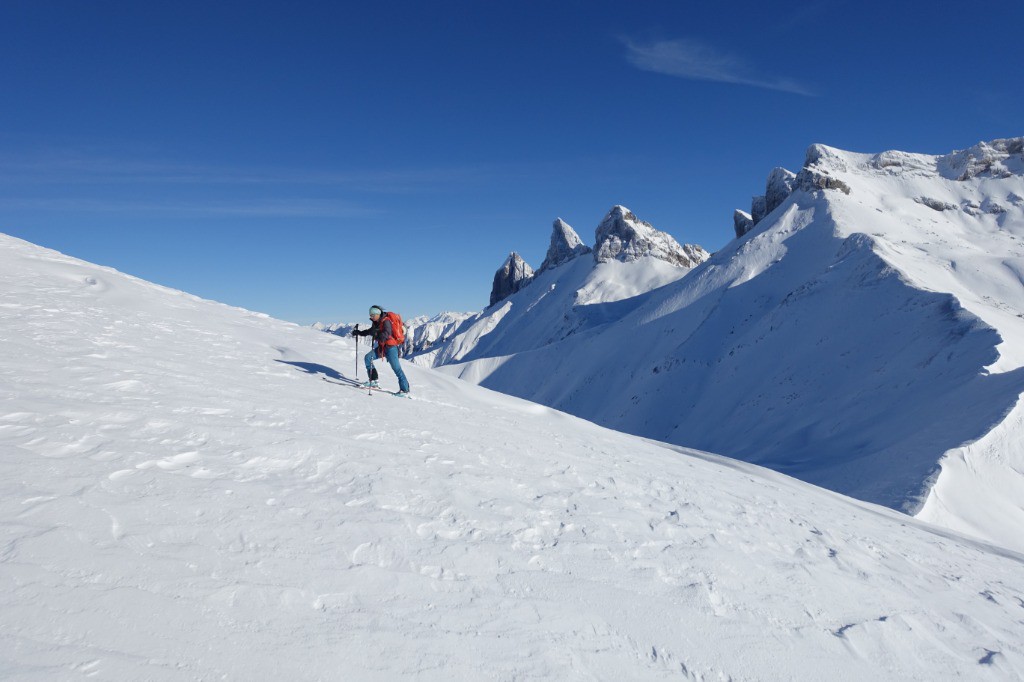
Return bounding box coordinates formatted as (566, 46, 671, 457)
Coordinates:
(489, 252, 534, 306)
(940, 137, 1024, 181)
(796, 145, 852, 196)
(594, 205, 709, 267)
(738, 148, 855, 237)
(764, 167, 798, 216)
(733, 209, 754, 238)
(536, 219, 590, 274)
(749, 168, 798, 226)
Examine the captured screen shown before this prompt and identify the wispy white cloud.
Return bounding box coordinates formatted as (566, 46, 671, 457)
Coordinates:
(622, 38, 813, 96)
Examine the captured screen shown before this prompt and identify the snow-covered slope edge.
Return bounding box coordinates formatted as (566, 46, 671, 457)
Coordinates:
(435, 139, 1024, 553)
(805, 140, 1024, 548)
(2, 233, 1024, 680)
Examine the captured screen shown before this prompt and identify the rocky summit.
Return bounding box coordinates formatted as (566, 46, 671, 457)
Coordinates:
(536, 218, 590, 275)
(593, 205, 709, 267)
(489, 251, 534, 307)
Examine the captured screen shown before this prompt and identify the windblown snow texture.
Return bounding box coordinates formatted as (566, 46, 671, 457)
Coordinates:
(3, 232, 1024, 679)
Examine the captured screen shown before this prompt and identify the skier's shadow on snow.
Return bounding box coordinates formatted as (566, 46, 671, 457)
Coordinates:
(274, 360, 358, 385)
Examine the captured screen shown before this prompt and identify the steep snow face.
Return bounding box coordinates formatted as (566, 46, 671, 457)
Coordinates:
(437, 139, 1024, 553)
(3, 233, 1024, 680)
(800, 139, 1024, 370)
(594, 205, 709, 267)
(793, 139, 1024, 546)
(536, 218, 590, 274)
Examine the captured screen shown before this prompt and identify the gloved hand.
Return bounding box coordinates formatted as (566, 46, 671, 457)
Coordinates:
(350, 329, 360, 337)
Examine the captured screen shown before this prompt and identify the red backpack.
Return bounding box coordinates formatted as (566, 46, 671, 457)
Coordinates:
(382, 311, 405, 346)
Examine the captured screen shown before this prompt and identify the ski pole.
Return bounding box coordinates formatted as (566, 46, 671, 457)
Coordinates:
(354, 324, 359, 381)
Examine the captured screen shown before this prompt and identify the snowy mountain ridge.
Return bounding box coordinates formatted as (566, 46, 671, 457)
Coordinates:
(487, 206, 710, 308)
(408, 206, 710, 367)
(426, 138, 1024, 554)
(2, 232, 1024, 680)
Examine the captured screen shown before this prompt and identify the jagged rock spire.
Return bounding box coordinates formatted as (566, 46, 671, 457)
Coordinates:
(764, 168, 798, 217)
(734, 210, 754, 239)
(593, 206, 708, 268)
(537, 219, 591, 274)
(489, 252, 534, 307)
(736, 165, 807, 239)
(750, 167, 798, 226)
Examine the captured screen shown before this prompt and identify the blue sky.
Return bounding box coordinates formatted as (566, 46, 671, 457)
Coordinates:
(2, 0, 1021, 325)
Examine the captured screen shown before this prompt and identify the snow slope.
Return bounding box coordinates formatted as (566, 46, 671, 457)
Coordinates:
(3, 236, 1024, 680)
(413, 254, 695, 368)
(431, 140, 1024, 553)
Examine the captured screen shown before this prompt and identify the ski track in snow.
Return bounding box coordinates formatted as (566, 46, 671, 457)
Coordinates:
(2, 233, 1024, 680)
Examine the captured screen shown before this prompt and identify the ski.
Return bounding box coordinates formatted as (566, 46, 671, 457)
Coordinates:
(360, 385, 412, 399)
(323, 377, 411, 398)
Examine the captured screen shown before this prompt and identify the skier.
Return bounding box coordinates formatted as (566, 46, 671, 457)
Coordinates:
(351, 305, 411, 396)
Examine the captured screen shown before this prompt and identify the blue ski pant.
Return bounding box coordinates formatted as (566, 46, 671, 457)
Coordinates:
(365, 345, 410, 393)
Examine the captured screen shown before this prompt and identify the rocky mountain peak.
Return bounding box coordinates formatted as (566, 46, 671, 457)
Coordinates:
(593, 206, 708, 268)
(735, 148, 853, 240)
(537, 219, 591, 274)
(489, 252, 534, 307)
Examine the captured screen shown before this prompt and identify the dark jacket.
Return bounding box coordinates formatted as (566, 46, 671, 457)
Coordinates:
(354, 312, 395, 356)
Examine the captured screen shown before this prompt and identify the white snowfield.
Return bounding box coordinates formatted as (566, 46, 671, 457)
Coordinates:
(426, 141, 1024, 554)
(2, 233, 1024, 681)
